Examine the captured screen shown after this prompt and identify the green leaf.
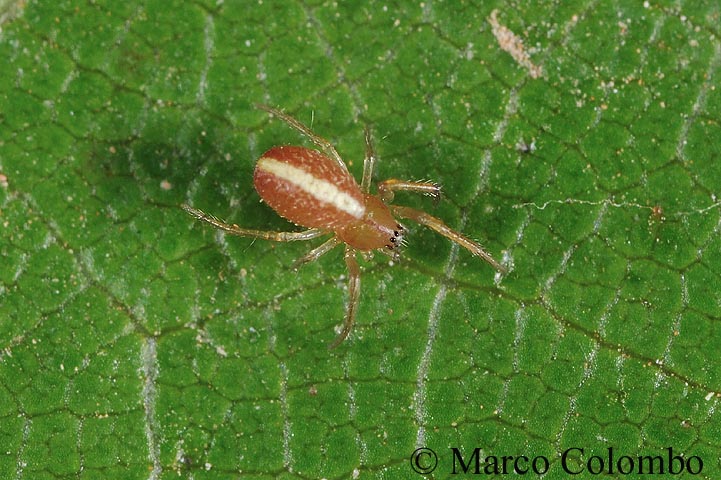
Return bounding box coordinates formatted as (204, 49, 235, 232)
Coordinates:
(2, 0, 720, 478)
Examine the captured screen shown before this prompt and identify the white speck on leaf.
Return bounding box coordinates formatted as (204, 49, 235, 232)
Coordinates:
(488, 9, 543, 78)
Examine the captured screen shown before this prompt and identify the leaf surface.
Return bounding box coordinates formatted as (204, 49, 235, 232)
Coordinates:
(1, 1, 720, 478)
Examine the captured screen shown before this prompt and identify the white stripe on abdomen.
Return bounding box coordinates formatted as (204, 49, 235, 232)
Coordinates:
(257, 157, 365, 218)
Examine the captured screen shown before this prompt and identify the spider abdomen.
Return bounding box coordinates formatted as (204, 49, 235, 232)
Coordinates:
(254, 146, 404, 252)
(254, 146, 365, 230)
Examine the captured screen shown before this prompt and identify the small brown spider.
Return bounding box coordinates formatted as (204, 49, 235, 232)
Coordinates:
(183, 104, 504, 348)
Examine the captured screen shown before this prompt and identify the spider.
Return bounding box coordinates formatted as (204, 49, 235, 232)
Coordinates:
(183, 104, 504, 348)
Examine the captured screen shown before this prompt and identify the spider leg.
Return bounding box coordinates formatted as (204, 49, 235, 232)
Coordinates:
(182, 204, 326, 242)
(255, 103, 348, 174)
(378, 179, 441, 203)
(360, 125, 377, 194)
(291, 237, 341, 270)
(390, 205, 505, 272)
(328, 247, 362, 349)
